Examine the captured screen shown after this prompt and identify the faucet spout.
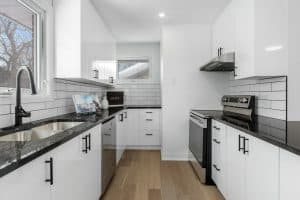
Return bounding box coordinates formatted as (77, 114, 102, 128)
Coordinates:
(15, 66, 37, 127)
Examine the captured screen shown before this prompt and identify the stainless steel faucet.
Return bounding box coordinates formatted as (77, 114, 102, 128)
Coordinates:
(15, 66, 37, 127)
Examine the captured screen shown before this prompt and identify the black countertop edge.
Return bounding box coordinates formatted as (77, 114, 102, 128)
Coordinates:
(125, 105, 162, 109)
(195, 110, 300, 156)
(0, 108, 124, 178)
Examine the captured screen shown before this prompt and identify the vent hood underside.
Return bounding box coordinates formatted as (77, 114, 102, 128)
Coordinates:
(200, 52, 235, 72)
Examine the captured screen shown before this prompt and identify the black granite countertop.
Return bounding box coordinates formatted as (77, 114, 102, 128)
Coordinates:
(125, 105, 162, 109)
(0, 105, 163, 178)
(193, 110, 300, 156)
(0, 107, 124, 178)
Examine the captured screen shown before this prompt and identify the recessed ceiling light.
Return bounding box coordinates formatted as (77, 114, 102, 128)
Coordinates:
(158, 12, 166, 18)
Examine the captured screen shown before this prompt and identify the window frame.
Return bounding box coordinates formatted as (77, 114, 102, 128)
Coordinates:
(116, 57, 152, 82)
(0, 0, 47, 96)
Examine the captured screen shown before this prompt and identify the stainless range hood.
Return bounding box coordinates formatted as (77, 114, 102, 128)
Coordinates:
(200, 52, 235, 72)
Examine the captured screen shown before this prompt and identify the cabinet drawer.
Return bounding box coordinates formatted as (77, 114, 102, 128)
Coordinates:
(140, 118, 160, 130)
(139, 130, 160, 146)
(140, 110, 160, 121)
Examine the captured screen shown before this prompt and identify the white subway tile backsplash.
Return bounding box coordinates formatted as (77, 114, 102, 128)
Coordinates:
(229, 76, 287, 120)
(272, 82, 286, 91)
(0, 105, 10, 115)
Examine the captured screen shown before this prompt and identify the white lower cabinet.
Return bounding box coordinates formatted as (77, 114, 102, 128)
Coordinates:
(245, 133, 279, 200)
(211, 120, 227, 197)
(0, 124, 102, 200)
(226, 127, 246, 200)
(279, 149, 300, 200)
(225, 126, 279, 200)
(0, 154, 51, 200)
(126, 109, 162, 148)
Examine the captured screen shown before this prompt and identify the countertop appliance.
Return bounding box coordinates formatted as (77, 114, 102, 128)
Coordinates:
(106, 91, 124, 107)
(101, 116, 116, 193)
(189, 95, 255, 185)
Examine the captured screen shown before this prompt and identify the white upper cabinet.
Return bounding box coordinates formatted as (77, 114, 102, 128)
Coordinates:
(54, 0, 116, 82)
(212, 2, 236, 57)
(234, 0, 288, 79)
(213, 0, 288, 79)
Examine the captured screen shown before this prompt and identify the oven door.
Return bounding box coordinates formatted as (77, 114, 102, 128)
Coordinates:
(189, 116, 208, 168)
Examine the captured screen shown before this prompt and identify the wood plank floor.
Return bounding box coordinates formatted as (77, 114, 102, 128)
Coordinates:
(101, 150, 224, 200)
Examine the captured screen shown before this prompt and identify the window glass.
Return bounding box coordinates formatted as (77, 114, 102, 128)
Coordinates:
(117, 59, 150, 80)
(0, 0, 39, 93)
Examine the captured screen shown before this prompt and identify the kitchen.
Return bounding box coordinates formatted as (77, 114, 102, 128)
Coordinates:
(0, 0, 299, 200)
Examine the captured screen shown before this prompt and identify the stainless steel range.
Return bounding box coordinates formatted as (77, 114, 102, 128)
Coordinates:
(189, 95, 255, 185)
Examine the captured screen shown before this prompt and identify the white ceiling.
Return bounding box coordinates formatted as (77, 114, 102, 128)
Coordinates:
(92, 0, 231, 43)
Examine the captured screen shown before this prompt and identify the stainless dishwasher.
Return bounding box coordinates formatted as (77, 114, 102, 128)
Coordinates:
(101, 116, 116, 193)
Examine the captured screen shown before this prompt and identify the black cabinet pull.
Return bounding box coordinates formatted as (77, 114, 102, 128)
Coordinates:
(146, 133, 153, 136)
(87, 134, 91, 151)
(213, 164, 221, 172)
(45, 157, 54, 185)
(119, 113, 124, 122)
(82, 136, 88, 153)
(104, 133, 111, 136)
(146, 119, 153, 121)
(146, 112, 153, 114)
(213, 138, 220, 144)
(238, 135, 245, 152)
(213, 126, 220, 131)
(243, 138, 249, 154)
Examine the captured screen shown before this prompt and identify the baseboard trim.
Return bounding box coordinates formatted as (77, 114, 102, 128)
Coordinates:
(126, 145, 161, 150)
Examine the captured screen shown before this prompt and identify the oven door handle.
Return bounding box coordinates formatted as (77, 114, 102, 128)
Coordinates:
(190, 117, 207, 128)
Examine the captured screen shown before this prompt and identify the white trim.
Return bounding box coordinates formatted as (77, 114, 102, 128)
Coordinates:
(126, 145, 161, 150)
(161, 152, 190, 161)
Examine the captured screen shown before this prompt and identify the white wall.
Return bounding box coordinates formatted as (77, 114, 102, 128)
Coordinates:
(161, 24, 229, 160)
(116, 42, 160, 83)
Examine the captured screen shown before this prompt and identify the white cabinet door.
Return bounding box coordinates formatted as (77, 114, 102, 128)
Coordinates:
(83, 125, 102, 200)
(234, 0, 255, 79)
(211, 120, 227, 197)
(126, 109, 140, 146)
(245, 135, 279, 200)
(280, 149, 300, 200)
(226, 127, 246, 200)
(0, 155, 51, 200)
(212, 1, 236, 57)
(116, 112, 124, 163)
(50, 134, 86, 200)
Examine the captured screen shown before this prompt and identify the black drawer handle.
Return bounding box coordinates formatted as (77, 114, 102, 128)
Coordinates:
(238, 135, 245, 152)
(104, 133, 111, 136)
(213, 138, 220, 144)
(45, 157, 54, 185)
(213, 126, 220, 131)
(243, 138, 249, 154)
(87, 134, 91, 151)
(213, 164, 221, 172)
(146, 119, 153, 121)
(146, 112, 153, 114)
(82, 136, 88, 153)
(146, 133, 153, 136)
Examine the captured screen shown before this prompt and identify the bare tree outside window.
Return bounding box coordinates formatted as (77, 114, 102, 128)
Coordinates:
(0, 0, 37, 92)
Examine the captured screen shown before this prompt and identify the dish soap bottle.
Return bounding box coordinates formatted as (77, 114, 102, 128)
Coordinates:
(101, 95, 109, 110)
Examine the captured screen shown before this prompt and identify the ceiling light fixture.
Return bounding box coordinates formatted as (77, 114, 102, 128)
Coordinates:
(158, 12, 166, 18)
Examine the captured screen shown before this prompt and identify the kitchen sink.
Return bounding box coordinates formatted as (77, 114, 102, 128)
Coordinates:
(0, 122, 83, 142)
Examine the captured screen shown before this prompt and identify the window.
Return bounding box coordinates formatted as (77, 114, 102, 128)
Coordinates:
(117, 59, 150, 80)
(0, 0, 45, 95)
